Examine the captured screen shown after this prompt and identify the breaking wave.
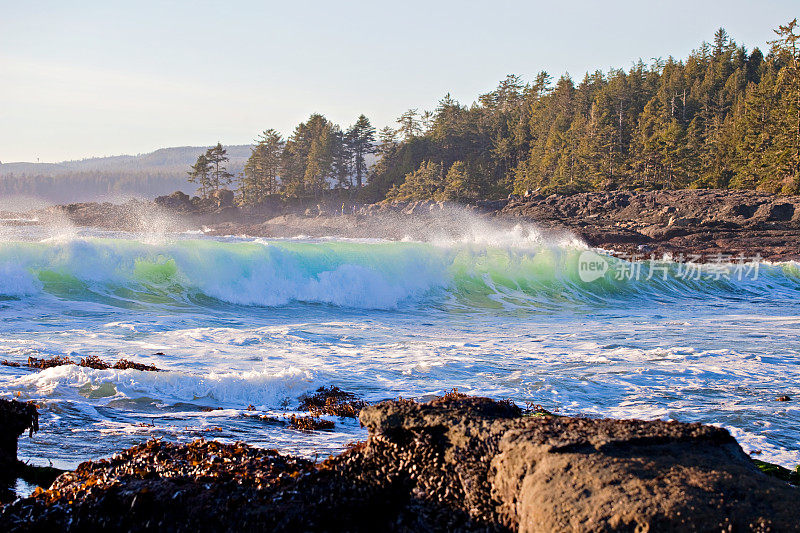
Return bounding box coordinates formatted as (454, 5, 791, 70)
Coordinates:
(0, 236, 798, 310)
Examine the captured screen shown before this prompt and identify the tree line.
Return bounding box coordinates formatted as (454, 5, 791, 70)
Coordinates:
(189, 116, 376, 204)
(188, 20, 800, 205)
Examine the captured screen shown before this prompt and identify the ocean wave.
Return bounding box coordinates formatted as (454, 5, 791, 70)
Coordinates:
(0, 262, 41, 298)
(0, 236, 798, 310)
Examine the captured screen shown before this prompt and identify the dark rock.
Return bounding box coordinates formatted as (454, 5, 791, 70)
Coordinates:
(755, 202, 795, 222)
(42, 201, 143, 230)
(719, 202, 758, 219)
(287, 415, 335, 431)
(0, 399, 39, 471)
(23, 356, 160, 372)
(3, 396, 797, 531)
(154, 190, 193, 211)
(0, 440, 315, 530)
(215, 205, 238, 216)
(79, 356, 110, 370)
(27, 356, 74, 369)
(0, 401, 63, 504)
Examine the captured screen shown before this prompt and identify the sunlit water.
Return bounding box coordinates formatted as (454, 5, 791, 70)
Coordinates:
(1, 220, 799, 483)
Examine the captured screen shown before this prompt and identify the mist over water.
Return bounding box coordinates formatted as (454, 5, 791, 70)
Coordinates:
(1, 206, 799, 475)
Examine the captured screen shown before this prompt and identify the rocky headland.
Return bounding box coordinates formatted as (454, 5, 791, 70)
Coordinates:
(499, 189, 800, 261)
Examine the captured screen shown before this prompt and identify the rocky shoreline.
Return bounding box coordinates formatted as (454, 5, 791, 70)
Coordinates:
(1, 394, 798, 531)
(10, 188, 800, 262)
(499, 189, 800, 262)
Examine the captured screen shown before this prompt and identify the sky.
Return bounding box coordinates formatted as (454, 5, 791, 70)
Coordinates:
(1, 0, 797, 163)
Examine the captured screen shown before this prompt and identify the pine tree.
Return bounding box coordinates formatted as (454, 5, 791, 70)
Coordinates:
(188, 153, 212, 197)
(441, 160, 484, 200)
(346, 115, 376, 188)
(377, 127, 398, 156)
(386, 161, 443, 201)
(332, 128, 352, 190)
(730, 68, 779, 189)
(303, 115, 338, 197)
(281, 114, 340, 197)
(441, 161, 466, 200)
(239, 129, 284, 205)
(205, 143, 233, 192)
(397, 109, 423, 139)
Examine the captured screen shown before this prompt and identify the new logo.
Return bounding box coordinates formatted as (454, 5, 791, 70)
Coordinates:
(578, 250, 608, 282)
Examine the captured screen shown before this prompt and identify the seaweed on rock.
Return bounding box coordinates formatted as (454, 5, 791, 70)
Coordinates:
(79, 356, 110, 370)
(21, 356, 161, 372)
(26, 356, 73, 369)
(111, 359, 160, 372)
(287, 415, 335, 431)
(298, 386, 368, 418)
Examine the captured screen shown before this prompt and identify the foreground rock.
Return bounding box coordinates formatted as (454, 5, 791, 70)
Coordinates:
(0, 399, 38, 471)
(1, 396, 797, 532)
(0, 399, 62, 504)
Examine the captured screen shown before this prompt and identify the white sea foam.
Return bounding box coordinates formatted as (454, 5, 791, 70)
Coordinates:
(723, 426, 800, 470)
(10, 364, 316, 409)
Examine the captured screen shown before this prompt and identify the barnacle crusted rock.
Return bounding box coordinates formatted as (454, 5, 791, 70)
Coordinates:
(1, 395, 798, 532)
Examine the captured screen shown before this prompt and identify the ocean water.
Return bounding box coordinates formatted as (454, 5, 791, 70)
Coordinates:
(1, 217, 799, 478)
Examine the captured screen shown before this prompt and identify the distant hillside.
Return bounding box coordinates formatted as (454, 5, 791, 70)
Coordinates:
(0, 145, 252, 203)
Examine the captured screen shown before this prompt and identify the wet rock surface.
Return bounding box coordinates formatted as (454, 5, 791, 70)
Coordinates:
(1, 396, 797, 532)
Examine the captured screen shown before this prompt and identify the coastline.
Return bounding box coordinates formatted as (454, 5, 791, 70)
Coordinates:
(12, 188, 800, 263)
(2, 189, 799, 530)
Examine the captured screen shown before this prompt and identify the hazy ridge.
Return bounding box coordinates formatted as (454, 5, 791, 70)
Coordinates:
(0, 145, 252, 203)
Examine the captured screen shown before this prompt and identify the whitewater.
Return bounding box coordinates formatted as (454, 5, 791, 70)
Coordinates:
(1, 216, 799, 479)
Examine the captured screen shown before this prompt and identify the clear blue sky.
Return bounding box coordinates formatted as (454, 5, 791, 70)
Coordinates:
(1, 0, 796, 163)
